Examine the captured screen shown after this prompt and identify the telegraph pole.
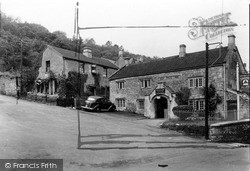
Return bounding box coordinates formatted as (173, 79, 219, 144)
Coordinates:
(205, 43, 209, 140)
(205, 42, 221, 140)
(75, 2, 81, 149)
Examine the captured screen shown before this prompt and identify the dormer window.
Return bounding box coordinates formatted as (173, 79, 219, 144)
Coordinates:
(46, 61, 50, 72)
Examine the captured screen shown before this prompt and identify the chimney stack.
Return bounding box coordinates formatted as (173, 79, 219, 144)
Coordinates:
(228, 34, 236, 49)
(118, 50, 123, 57)
(83, 47, 92, 58)
(179, 44, 186, 57)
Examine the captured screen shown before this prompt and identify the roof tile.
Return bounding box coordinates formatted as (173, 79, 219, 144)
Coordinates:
(110, 46, 228, 80)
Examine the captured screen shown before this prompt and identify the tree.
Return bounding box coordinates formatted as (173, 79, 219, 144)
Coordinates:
(203, 84, 222, 116)
(175, 87, 191, 105)
(57, 71, 88, 99)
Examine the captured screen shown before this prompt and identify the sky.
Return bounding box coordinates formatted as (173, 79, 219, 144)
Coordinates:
(1, 0, 249, 69)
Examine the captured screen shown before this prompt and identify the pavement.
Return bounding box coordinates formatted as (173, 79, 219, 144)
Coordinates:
(0, 95, 249, 171)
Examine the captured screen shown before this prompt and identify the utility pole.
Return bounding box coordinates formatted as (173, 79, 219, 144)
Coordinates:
(20, 40, 23, 96)
(75, 2, 81, 149)
(205, 43, 209, 140)
(205, 42, 221, 140)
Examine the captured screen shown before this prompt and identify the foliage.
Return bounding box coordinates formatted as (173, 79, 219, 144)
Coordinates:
(0, 12, 154, 97)
(93, 73, 100, 87)
(126, 103, 137, 113)
(160, 120, 217, 137)
(175, 87, 191, 105)
(172, 105, 194, 120)
(57, 71, 88, 99)
(202, 84, 222, 116)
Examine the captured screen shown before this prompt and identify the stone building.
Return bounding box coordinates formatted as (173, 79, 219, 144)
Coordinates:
(109, 35, 249, 120)
(36, 45, 118, 96)
(114, 50, 135, 68)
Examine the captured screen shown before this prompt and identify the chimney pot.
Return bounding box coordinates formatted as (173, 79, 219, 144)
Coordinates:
(83, 47, 92, 58)
(179, 44, 186, 57)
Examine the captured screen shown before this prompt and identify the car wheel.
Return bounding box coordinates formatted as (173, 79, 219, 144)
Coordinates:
(109, 105, 116, 112)
(95, 106, 101, 112)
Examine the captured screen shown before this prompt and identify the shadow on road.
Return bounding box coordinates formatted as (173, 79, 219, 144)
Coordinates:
(77, 134, 236, 151)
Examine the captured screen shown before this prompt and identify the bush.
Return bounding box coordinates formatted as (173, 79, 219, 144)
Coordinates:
(160, 121, 205, 137)
(172, 105, 194, 120)
(125, 102, 137, 113)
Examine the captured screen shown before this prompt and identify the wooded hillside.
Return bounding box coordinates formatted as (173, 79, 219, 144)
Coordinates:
(0, 13, 152, 93)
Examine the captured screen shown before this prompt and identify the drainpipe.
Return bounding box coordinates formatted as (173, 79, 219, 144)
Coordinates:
(236, 62, 240, 120)
(223, 64, 227, 119)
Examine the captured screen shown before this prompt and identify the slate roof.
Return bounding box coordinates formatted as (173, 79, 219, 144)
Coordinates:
(49, 45, 119, 69)
(110, 46, 229, 81)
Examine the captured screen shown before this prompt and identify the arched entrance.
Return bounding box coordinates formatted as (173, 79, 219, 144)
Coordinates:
(154, 96, 168, 118)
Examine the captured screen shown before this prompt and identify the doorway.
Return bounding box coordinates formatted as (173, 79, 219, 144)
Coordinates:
(154, 96, 168, 118)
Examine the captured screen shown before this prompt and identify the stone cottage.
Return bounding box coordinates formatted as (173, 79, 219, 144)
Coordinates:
(109, 35, 249, 120)
(36, 45, 118, 96)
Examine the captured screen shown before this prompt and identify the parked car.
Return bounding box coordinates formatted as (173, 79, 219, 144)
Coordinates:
(82, 96, 116, 112)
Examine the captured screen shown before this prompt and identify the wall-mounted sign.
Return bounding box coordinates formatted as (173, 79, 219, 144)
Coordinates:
(242, 79, 249, 87)
(156, 88, 165, 95)
(188, 12, 237, 40)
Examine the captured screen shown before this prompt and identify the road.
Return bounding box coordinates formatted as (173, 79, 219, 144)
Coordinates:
(0, 95, 249, 171)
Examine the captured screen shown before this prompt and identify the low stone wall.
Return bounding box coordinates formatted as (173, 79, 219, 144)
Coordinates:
(210, 119, 250, 143)
(26, 92, 58, 105)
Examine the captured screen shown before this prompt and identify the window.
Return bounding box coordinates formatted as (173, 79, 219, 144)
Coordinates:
(138, 100, 144, 109)
(117, 99, 125, 107)
(141, 79, 151, 88)
(117, 82, 124, 89)
(103, 68, 108, 77)
(46, 61, 50, 72)
(80, 63, 85, 73)
(189, 100, 193, 107)
(189, 79, 194, 88)
(189, 77, 204, 88)
(189, 99, 205, 110)
(91, 65, 96, 73)
(198, 78, 203, 87)
(199, 100, 204, 110)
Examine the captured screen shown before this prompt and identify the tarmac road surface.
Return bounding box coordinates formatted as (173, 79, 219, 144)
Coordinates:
(0, 95, 249, 171)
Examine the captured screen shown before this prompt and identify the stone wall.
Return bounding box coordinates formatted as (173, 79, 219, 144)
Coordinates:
(0, 75, 17, 96)
(240, 97, 249, 119)
(37, 47, 117, 94)
(37, 47, 64, 79)
(110, 66, 225, 117)
(210, 119, 250, 143)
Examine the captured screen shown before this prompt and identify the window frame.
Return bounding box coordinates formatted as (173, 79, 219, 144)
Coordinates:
(103, 67, 108, 77)
(137, 99, 145, 109)
(45, 60, 50, 72)
(91, 64, 97, 73)
(117, 81, 125, 89)
(189, 99, 205, 111)
(80, 62, 85, 73)
(189, 77, 204, 88)
(141, 79, 151, 88)
(116, 98, 125, 108)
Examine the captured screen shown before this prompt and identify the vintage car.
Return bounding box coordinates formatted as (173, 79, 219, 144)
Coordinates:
(82, 96, 116, 112)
